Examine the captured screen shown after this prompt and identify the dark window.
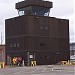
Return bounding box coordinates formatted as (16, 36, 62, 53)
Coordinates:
(40, 26, 43, 30)
(17, 44, 19, 47)
(45, 26, 48, 30)
(40, 43, 44, 46)
(10, 44, 13, 47)
(18, 6, 50, 16)
(10, 43, 20, 48)
(14, 43, 16, 47)
(40, 43, 47, 47)
(45, 43, 47, 46)
(45, 55, 49, 59)
(32, 6, 50, 16)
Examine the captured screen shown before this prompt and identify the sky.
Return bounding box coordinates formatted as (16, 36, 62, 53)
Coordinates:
(0, 0, 74, 44)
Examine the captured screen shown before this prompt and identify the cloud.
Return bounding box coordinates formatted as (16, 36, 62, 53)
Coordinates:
(50, 0, 74, 17)
(0, 0, 17, 3)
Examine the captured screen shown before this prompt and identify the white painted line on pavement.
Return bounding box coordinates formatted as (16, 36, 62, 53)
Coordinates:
(13, 70, 26, 74)
(13, 68, 40, 74)
(31, 69, 40, 73)
(52, 69, 54, 71)
(42, 68, 47, 72)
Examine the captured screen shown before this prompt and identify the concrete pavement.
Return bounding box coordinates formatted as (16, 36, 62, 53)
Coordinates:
(0, 65, 74, 75)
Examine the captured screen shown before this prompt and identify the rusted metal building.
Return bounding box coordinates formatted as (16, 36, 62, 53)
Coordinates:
(5, 0, 70, 65)
(0, 45, 5, 62)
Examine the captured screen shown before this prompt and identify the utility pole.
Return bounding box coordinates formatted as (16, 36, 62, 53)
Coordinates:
(1, 33, 2, 45)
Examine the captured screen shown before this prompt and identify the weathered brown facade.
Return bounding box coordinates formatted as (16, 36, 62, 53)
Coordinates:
(5, 0, 70, 65)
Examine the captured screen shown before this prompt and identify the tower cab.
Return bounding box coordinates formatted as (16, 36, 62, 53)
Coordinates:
(16, 0, 53, 16)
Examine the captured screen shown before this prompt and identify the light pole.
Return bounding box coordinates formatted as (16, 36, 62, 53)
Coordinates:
(27, 52, 30, 66)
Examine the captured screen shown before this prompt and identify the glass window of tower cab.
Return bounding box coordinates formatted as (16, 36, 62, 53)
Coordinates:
(16, 0, 52, 16)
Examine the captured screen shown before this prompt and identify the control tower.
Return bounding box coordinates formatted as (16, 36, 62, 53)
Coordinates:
(5, 0, 70, 65)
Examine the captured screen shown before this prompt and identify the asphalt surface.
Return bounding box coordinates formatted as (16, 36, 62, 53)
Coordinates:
(0, 65, 75, 75)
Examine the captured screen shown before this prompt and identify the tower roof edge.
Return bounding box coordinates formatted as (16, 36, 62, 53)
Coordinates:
(15, 0, 53, 9)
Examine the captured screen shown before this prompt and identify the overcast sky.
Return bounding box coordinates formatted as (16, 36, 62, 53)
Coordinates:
(0, 0, 74, 44)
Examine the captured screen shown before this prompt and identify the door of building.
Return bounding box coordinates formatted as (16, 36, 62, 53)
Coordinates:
(27, 52, 35, 66)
